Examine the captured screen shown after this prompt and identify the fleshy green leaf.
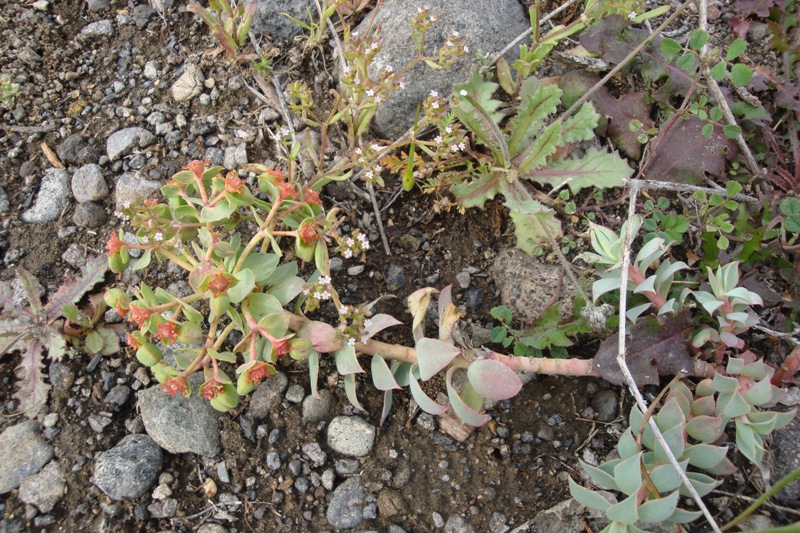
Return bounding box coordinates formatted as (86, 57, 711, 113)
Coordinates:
(416, 337, 460, 381)
(241, 253, 280, 282)
(408, 365, 448, 415)
(638, 490, 679, 523)
(343, 373, 364, 411)
(569, 477, 613, 512)
(613, 452, 643, 495)
(686, 415, 724, 443)
(445, 367, 488, 427)
(606, 491, 640, 524)
(372, 355, 401, 391)
(467, 359, 522, 400)
(334, 344, 364, 375)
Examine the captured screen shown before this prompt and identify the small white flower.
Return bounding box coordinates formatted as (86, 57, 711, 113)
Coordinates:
(113, 210, 123, 218)
(303, 288, 310, 295)
(365, 170, 374, 180)
(123, 200, 131, 209)
(319, 275, 331, 285)
(362, 241, 370, 250)
(627, 11, 637, 20)
(320, 290, 332, 300)
(344, 249, 353, 259)
(384, 65, 394, 73)
(431, 101, 439, 109)
(357, 233, 368, 244)
(434, 135, 443, 144)
(360, 336, 369, 344)
(154, 232, 164, 241)
(338, 323, 346, 332)
(464, 46, 469, 53)
(445, 125, 453, 134)
(355, 147, 363, 155)
(364, 319, 372, 329)
(343, 64, 351, 74)
(141, 236, 149, 244)
(452, 31, 460, 37)
(460, 89, 467, 96)
(459, 141, 466, 151)
(366, 89, 375, 97)
(369, 42, 379, 51)
(430, 90, 439, 98)
(347, 337, 356, 346)
(450, 144, 459, 152)
(346, 237, 355, 247)
(375, 96, 383, 104)
(399, 82, 405, 90)
(445, 40, 453, 47)
(339, 305, 349, 315)
(313, 292, 322, 300)
(371, 143, 381, 151)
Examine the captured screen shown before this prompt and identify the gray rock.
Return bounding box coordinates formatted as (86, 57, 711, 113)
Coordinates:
(248, 372, 288, 419)
(285, 383, 305, 403)
(445, 514, 474, 533)
(143, 61, 159, 80)
(302, 389, 334, 424)
(148, 498, 177, 518)
(301, 442, 327, 467)
(92, 434, 162, 500)
(18, 461, 64, 513)
(172, 63, 203, 103)
(327, 416, 376, 457)
(0, 421, 54, 494)
(54, 134, 98, 166)
(72, 164, 109, 202)
(114, 171, 161, 210)
(21, 169, 70, 223)
(138, 376, 221, 456)
(149, 0, 173, 12)
(197, 524, 228, 533)
(489, 512, 509, 533)
(591, 389, 619, 422)
(105, 385, 131, 407)
(266, 451, 281, 471)
(326, 476, 365, 530)
(79, 19, 113, 38)
(107, 127, 155, 161)
(433, 512, 445, 528)
(386, 264, 406, 292)
(86, 0, 110, 11)
(772, 416, 800, 504)
(352, 0, 529, 138)
(490, 248, 576, 323)
(49, 361, 74, 390)
(0, 186, 8, 213)
(250, 0, 315, 42)
(61, 243, 86, 268)
(526, 495, 611, 533)
(223, 144, 247, 170)
(72, 201, 108, 228)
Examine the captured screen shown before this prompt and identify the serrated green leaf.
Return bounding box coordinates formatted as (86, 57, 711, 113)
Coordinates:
(710, 61, 727, 81)
(515, 122, 561, 174)
(450, 169, 501, 209)
(676, 53, 697, 73)
(86, 330, 104, 354)
(723, 124, 742, 139)
(701, 123, 713, 138)
(508, 201, 562, 255)
(660, 38, 682, 60)
(559, 103, 600, 145)
(507, 83, 562, 157)
(726, 39, 747, 61)
(730, 63, 753, 87)
(525, 147, 631, 194)
(688, 30, 709, 51)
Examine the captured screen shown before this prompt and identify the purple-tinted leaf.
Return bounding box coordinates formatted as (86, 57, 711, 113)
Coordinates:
(343, 373, 365, 412)
(334, 345, 364, 375)
(297, 320, 340, 353)
(467, 359, 522, 401)
(416, 338, 461, 381)
(372, 355, 401, 391)
(46, 255, 108, 323)
(365, 314, 403, 338)
(593, 311, 695, 387)
(734, 0, 781, 17)
(446, 367, 489, 427)
(409, 365, 448, 415)
(560, 70, 654, 161)
(14, 338, 49, 418)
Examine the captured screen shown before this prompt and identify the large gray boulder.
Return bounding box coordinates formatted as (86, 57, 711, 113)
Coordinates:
(352, 0, 530, 138)
(250, 0, 315, 42)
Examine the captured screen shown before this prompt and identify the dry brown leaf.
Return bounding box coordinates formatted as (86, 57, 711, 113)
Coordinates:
(40, 143, 64, 169)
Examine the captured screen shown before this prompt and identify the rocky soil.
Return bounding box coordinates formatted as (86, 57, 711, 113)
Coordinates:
(0, 0, 798, 532)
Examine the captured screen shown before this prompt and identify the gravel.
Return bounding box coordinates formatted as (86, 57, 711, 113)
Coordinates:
(92, 434, 162, 500)
(0, 421, 54, 494)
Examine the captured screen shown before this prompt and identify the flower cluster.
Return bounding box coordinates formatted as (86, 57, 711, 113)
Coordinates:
(302, 275, 334, 312)
(423, 90, 448, 123)
(337, 305, 372, 346)
(430, 120, 469, 160)
(335, 229, 371, 259)
(352, 144, 385, 186)
(438, 30, 467, 68)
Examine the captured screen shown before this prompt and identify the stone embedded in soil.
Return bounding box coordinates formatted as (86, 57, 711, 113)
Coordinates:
(138, 377, 221, 457)
(327, 416, 376, 457)
(386, 264, 406, 292)
(302, 389, 334, 424)
(223, 144, 247, 170)
(92, 434, 162, 500)
(72, 201, 108, 228)
(79, 19, 113, 39)
(86, 0, 110, 12)
(326, 476, 365, 530)
(490, 248, 576, 323)
(71, 164, 109, 202)
(351, 0, 529, 139)
(171, 63, 204, 103)
(301, 442, 327, 467)
(445, 514, 475, 533)
(285, 383, 305, 403)
(526, 494, 611, 533)
(114, 171, 161, 210)
(56, 134, 98, 165)
(0, 420, 54, 494)
(48, 361, 74, 390)
(106, 127, 156, 161)
(248, 371, 289, 419)
(377, 488, 406, 518)
(250, 0, 315, 42)
(18, 461, 64, 513)
(0, 186, 8, 213)
(21, 168, 70, 223)
(590, 389, 619, 422)
(772, 416, 800, 503)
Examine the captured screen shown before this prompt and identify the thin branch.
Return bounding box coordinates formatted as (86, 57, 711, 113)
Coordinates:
(625, 178, 760, 204)
(366, 182, 392, 255)
(617, 183, 722, 533)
